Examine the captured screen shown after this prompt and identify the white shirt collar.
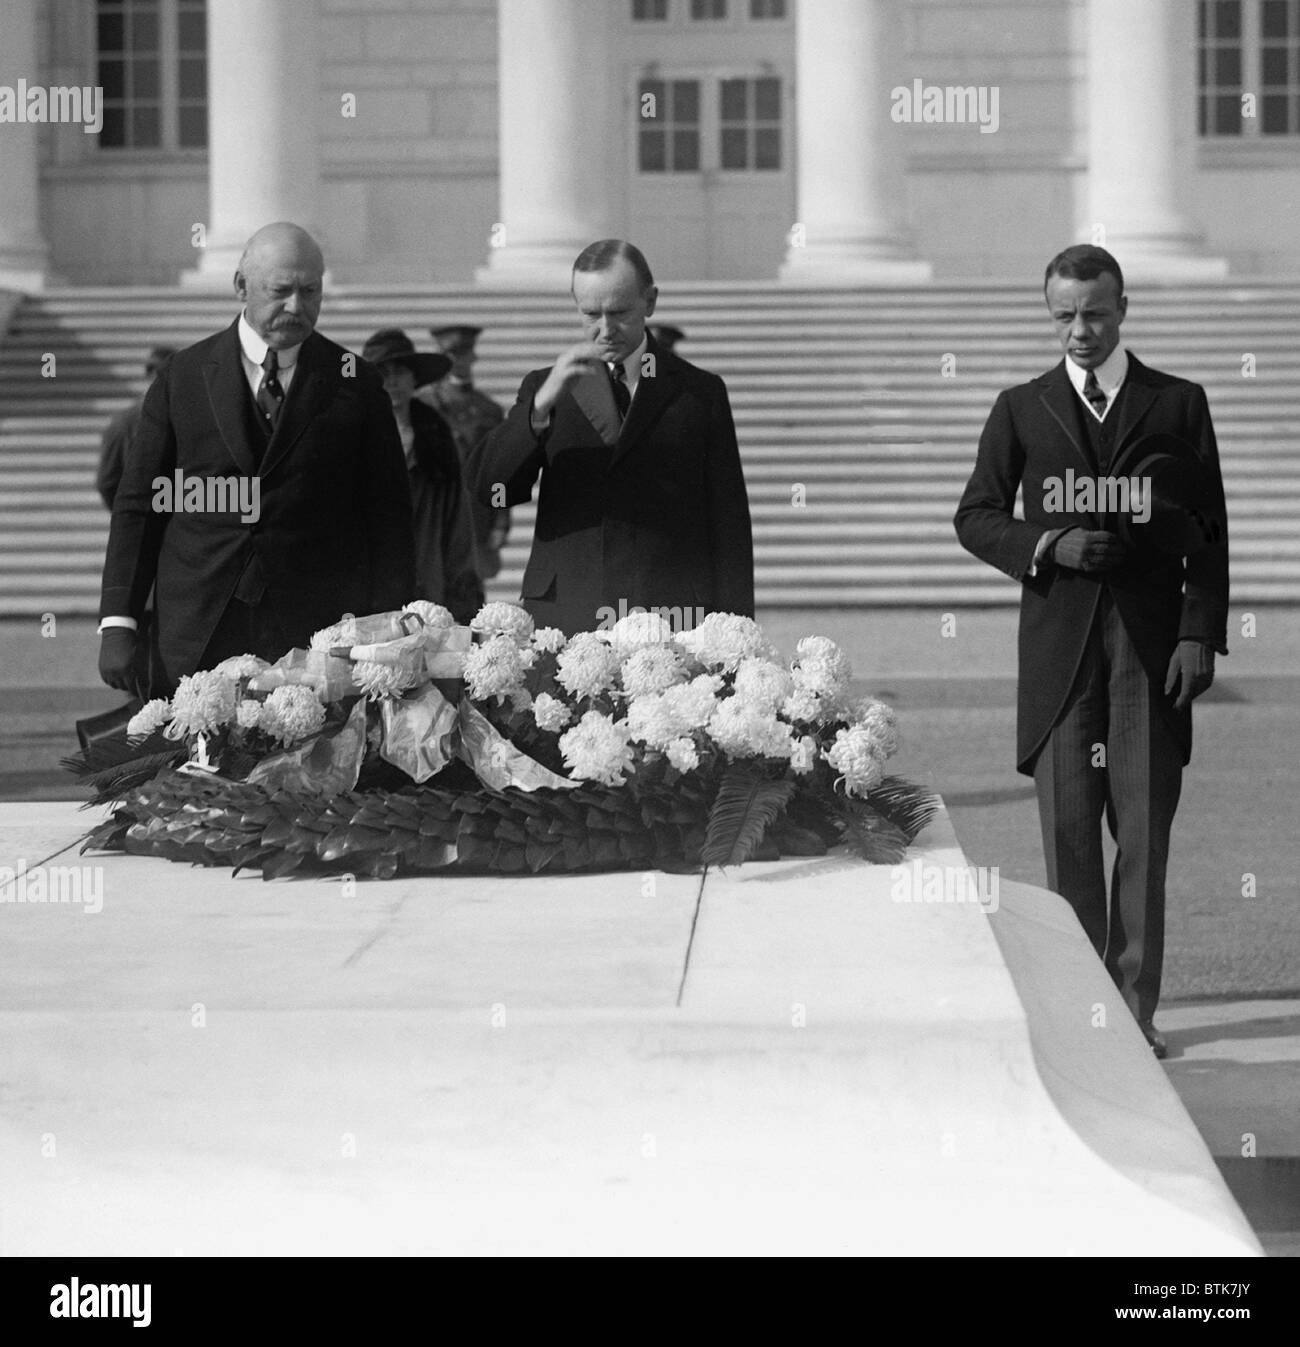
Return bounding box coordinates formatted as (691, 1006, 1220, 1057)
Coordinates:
(238, 311, 302, 371)
(1066, 342, 1128, 400)
(610, 333, 649, 394)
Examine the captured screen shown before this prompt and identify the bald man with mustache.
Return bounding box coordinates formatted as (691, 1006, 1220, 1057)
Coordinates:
(98, 222, 415, 695)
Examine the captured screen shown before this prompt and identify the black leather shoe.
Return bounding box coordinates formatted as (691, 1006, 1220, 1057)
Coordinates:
(1139, 1021, 1168, 1059)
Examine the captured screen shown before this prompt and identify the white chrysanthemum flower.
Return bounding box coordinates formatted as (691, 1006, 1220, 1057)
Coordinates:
(607, 610, 674, 659)
(352, 659, 415, 701)
(849, 698, 900, 759)
(707, 699, 795, 760)
(558, 710, 635, 787)
(792, 635, 853, 700)
(556, 633, 621, 700)
(625, 692, 681, 751)
(471, 601, 535, 647)
(165, 670, 238, 739)
(530, 626, 567, 655)
(665, 736, 700, 773)
(126, 697, 171, 738)
(665, 673, 724, 726)
(235, 699, 263, 731)
(309, 620, 350, 653)
(531, 692, 573, 733)
(675, 612, 768, 672)
(732, 656, 794, 714)
(404, 599, 455, 629)
(509, 686, 533, 715)
(212, 653, 271, 682)
(790, 734, 818, 776)
(620, 644, 686, 698)
(781, 684, 823, 724)
(259, 684, 326, 745)
(463, 633, 527, 702)
(825, 725, 887, 798)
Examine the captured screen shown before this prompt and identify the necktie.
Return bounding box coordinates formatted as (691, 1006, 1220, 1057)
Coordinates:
(609, 361, 631, 421)
(257, 349, 285, 429)
(1083, 369, 1108, 419)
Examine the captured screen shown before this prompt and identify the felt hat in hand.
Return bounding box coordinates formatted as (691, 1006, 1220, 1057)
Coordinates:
(1113, 432, 1226, 557)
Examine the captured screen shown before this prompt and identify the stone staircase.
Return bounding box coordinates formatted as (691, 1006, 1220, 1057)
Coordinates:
(2, 282, 1298, 617)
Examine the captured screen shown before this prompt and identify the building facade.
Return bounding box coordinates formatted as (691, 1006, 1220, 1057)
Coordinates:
(1, 0, 1297, 288)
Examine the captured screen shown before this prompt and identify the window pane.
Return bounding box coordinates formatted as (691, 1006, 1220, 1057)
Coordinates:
(632, 0, 668, 18)
(720, 126, 748, 168)
(98, 9, 125, 51)
(100, 105, 126, 147)
(133, 58, 161, 99)
(1262, 0, 1289, 38)
(131, 8, 161, 51)
(1261, 92, 1289, 131)
(691, 0, 726, 17)
(131, 104, 161, 146)
(1214, 0, 1241, 40)
(672, 80, 699, 123)
(672, 129, 699, 170)
(1215, 92, 1243, 132)
(754, 76, 780, 120)
(1262, 46, 1289, 85)
(751, 0, 787, 15)
(178, 9, 206, 49)
(179, 103, 207, 148)
(1216, 46, 1242, 85)
(720, 78, 747, 121)
(641, 78, 665, 120)
(1198, 46, 1206, 86)
(99, 58, 126, 100)
(179, 56, 206, 98)
(754, 126, 780, 168)
(640, 128, 666, 171)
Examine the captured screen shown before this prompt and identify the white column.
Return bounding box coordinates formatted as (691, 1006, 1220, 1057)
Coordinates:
(1083, 0, 1227, 280)
(477, 0, 612, 288)
(780, 0, 929, 284)
(184, 0, 323, 286)
(0, 0, 50, 291)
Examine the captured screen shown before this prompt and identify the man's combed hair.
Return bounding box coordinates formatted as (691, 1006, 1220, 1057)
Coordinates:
(572, 239, 655, 292)
(1044, 244, 1124, 297)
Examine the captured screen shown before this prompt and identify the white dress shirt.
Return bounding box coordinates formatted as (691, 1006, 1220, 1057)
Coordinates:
(237, 311, 302, 399)
(1065, 342, 1129, 422)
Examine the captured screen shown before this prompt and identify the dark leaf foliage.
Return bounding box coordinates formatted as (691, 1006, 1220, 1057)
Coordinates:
(72, 759, 939, 882)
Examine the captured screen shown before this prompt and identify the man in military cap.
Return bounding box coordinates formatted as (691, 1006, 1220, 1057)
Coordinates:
(423, 323, 510, 578)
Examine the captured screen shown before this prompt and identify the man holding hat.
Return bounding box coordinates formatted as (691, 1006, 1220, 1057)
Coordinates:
(423, 324, 510, 578)
(954, 244, 1229, 1058)
(362, 328, 483, 624)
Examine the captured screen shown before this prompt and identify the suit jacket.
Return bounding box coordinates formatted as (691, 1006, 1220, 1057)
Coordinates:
(954, 354, 1229, 775)
(406, 398, 484, 624)
(469, 337, 754, 635)
(100, 319, 416, 681)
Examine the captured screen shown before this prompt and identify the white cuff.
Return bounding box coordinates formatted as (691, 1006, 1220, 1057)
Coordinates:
(98, 616, 139, 634)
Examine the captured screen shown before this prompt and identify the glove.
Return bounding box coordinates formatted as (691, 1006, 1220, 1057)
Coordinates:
(98, 628, 139, 694)
(1051, 527, 1128, 573)
(1164, 641, 1215, 711)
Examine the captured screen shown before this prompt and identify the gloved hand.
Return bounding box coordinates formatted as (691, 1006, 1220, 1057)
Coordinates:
(98, 628, 139, 694)
(1164, 640, 1215, 711)
(1051, 527, 1128, 573)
